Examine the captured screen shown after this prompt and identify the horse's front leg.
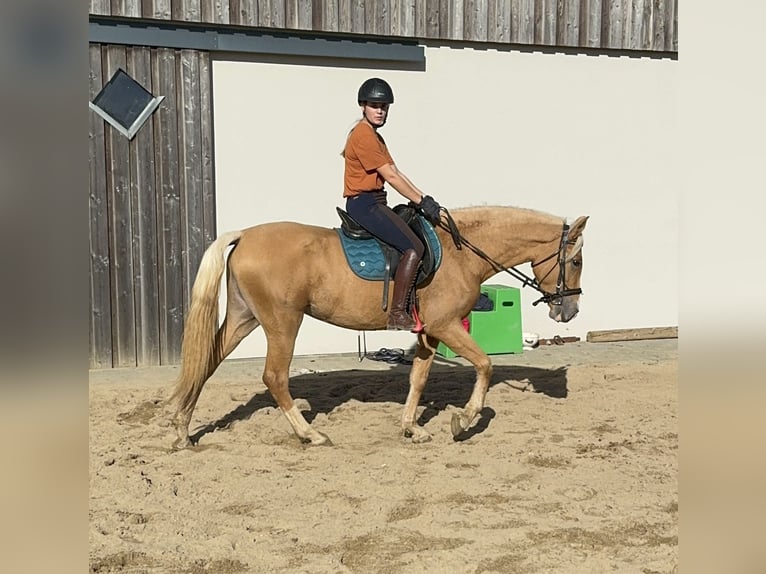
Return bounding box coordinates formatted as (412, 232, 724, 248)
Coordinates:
(437, 326, 493, 438)
(401, 333, 439, 443)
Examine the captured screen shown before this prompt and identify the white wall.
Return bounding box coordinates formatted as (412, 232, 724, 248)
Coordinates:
(212, 46, 678, 359)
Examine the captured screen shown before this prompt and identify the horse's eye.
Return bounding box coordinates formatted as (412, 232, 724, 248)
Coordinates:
(571, 259, 581, 268)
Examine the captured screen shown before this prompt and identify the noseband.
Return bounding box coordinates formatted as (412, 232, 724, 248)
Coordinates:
(433, 210, 582, 306)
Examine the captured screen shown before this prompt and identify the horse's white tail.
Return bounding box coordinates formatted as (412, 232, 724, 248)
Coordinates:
(170, 230, 243, 412)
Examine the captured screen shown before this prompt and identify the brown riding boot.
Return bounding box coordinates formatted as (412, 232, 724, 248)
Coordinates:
(387, 249, 420, 331)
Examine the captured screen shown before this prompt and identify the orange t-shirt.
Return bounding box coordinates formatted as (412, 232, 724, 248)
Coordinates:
(343, 121, 394, 198)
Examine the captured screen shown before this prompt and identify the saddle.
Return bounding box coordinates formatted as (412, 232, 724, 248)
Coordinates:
(335, 204, 442, 310)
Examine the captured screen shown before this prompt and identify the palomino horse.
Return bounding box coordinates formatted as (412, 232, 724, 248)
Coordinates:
(170, 206, 588, 447)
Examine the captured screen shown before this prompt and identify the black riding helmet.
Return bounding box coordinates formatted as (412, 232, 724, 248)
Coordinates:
(357, 78, 394, 105)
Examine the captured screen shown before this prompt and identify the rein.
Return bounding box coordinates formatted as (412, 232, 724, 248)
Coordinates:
(433, 207, 582, 306)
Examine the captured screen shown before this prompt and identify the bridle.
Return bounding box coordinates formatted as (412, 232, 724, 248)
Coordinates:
(529, 222, 583, 306)
(433, 208, 583, 307)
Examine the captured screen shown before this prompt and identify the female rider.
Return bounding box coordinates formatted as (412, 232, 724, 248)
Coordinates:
(342, 77, 441, 331)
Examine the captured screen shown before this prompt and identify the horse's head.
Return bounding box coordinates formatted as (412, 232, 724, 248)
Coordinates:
(531, 215, 589, 323)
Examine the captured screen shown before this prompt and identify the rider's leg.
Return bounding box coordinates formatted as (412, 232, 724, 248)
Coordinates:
(387, 248, 419, 330)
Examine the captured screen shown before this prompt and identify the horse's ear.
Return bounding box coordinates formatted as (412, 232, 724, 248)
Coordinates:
(569, 216, 589, 237)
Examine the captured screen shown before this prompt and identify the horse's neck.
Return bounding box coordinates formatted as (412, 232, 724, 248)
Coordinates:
(456, 207, 562, 274)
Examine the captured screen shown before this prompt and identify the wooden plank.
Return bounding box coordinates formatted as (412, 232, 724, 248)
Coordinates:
(110, 0, 141, 16)
(365, 0, 389, 35)
(236, 0, 258, 25)
(177, 50, 205, 318)
(620, 0, 632, 48)
(402, 0, 417, 36)
(464, 0, 488, 41)
(604, 0, 623, 49)
(438, 0, 450, 37)
(599, 0, 608, 46)
(586, 326, 678, 343)
(350, 0, 366, 33)
(628, 0, 644, 50)
(173, 0, 202, 21)
(323, 0, 339, 31)
(519, 0, 534, 44)
(229, 0, 241, 23)
(284, 0, 297, 27)
(364, 0, 375, 33)
(391, 0, 402, 34)
(152, 48, 184, 365)
(271, 0, 286, 27)
(297, 0, 312, 30)
(556, 0, 579, 46)
(641, 0, 651, 48)
(567, 0, 580, 45)
(666, 0, 676, 51)
(421, 0, 440, 37)
(202, 0, 231, 23)
(142, 0, 172, 18)
(258, 0, 272, 25)
(391, 0, 416, 36)
(380, 0, 392, 35)
(536, 0, 556, 45)
(127, 46, 162, 366)
(581, 0, 602, 47)
(103, 45, 137, 368)
(199, 52, 217, 248)
(312, 0, 322, 27)
(449, 0, 464, 39)
(533, 0, 542, 42)
(89, 44, 113, 369)
(90, 0, 112, 15)
(338, 0, 352, 32)
(489, 0, 510, 43)
(651, 0, 665, 51)
(413, 0, 427, 36)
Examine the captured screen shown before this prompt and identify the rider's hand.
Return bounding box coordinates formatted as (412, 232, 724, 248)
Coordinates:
(419, 195, 441, 225)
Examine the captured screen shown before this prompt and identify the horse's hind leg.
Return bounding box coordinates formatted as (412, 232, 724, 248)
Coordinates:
(260, 313, 331, 446)
(172, 280, 258, 448)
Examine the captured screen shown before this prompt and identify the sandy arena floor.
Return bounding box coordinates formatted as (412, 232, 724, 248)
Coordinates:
(89, 339, 678, 574)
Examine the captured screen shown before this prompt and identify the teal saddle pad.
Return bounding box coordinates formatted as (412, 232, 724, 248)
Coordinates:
(335, 215, 442, 282)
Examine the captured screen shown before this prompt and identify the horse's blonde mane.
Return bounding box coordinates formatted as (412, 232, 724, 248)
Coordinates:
(450, 205, 563, 227)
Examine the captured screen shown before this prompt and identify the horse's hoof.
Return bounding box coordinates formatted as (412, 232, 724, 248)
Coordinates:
(404, 427, 432, 443)
(451, 413, 468, 438)
(302, 433, 333, 447)
(172, 436, 192, 450)
(412, 431, 432, 444)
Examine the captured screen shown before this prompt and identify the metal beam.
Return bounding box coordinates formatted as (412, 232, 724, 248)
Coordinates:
(89, 17, 425, 63)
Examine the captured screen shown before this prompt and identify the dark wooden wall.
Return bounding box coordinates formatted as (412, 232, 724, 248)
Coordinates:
(89, 43, 216, 368)
(90, 0, 677, 52)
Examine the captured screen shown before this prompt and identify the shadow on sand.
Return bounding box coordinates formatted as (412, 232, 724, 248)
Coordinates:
(189, 362, 568, 445)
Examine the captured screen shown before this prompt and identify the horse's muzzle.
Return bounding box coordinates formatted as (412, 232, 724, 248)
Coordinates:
(549, 300, 579, 323)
